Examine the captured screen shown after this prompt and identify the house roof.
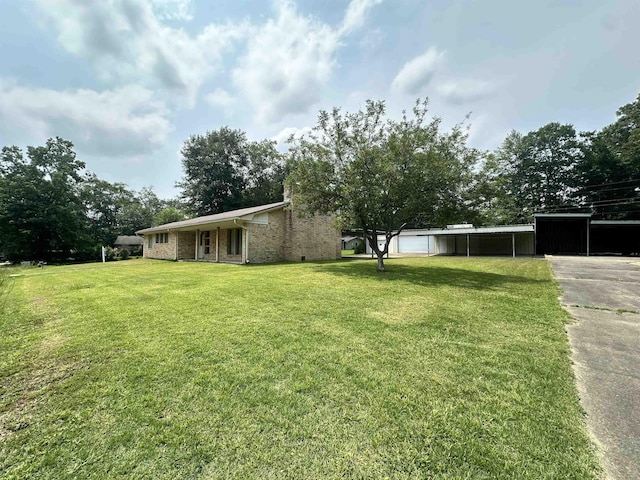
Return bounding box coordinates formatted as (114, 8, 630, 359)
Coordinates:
(114, 235, 144, 245)
(136, 201, 290, 234)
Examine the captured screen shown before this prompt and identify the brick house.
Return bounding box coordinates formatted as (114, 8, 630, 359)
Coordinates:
(136, 200, 341, 264)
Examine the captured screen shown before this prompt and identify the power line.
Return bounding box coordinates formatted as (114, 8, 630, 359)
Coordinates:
(576, 178, 640, 191)
(588, 197, 640, 206)
(534, 199, 640, 213)
(579, 184, 640, 194)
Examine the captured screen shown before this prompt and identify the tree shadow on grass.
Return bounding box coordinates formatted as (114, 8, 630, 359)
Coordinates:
(312, 259, 545, 291)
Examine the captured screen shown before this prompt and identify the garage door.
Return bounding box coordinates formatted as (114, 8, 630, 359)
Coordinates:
(398, 235, 430, 253)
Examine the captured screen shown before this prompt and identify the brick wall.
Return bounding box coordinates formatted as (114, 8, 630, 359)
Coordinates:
(143, 232, 176, 259)
(247, 210, 286, 263)
(284, 209, 341, 262)
(177, 231, 196, 260)
(218, 228, 244, 263)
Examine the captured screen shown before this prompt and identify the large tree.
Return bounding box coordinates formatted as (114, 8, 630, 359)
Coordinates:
(485, 124, 583, 222)
(0, 138, 87, 261)
(243, 140, 287, 207)
(177, 128, 285, 216)
(81, 174, 134, 246)
(577, 94, 640, 219)
(177, 127, 247, 216)
(286, 99, 478, 272)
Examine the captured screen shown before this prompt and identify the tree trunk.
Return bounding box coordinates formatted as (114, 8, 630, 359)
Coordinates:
(376, 253, 386, 272)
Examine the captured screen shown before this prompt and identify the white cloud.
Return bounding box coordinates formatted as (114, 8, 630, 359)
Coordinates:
(150, 0, 193, 21)
(436, 78, 497, 105)
(339, 0, 383, 35)
(204, 88, 236, 109)
(232, 1, 338, 123)
(233, 0, 380, 124)
(0, 80, 172, 157)
(391, 47, 445, 94)
(35, 0, 247, 106)
(35, 0, 381, 121)
(271, 126, 313, 148)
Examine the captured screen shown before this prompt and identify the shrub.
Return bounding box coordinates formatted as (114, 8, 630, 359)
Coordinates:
(354, 239, 366, 254)
(103, 246, 121, 262)
(120, 249, 130, 260)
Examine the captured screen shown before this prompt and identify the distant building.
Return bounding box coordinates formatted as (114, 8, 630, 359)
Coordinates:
(114, 235, 144, 253)
(341, 236, 362, 250)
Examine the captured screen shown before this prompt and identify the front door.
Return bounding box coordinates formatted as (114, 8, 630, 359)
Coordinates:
(199, 231, 210, 258)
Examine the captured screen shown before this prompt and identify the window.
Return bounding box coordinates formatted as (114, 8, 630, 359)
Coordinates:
(227, 229, 242, 255)
(148, 235, 153, 249)
(155, 232, 168, 244)
(200, 231, 210, 254)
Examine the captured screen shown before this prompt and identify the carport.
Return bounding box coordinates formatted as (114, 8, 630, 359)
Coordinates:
(370, 225, 535, 257)
(534, 213, 591, 255)
(535, 214, 640, 256)
(590, 220, 640, 256)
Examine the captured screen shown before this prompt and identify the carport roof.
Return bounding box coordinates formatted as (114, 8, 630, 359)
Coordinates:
(534, 213, 592, 218)
(397, 224, 534, 236)
(591, 220, 640, 225)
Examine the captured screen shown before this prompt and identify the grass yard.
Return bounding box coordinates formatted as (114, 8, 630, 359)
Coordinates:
(0, 257, 599, 479)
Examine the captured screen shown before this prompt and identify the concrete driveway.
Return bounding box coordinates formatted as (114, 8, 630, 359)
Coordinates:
(548, 256, 640, 480)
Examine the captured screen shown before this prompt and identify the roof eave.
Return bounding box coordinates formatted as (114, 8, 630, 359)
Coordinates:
(136, 201, 289, 235)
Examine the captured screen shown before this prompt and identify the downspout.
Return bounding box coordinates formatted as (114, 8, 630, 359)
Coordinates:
(233, 219, 249, 264)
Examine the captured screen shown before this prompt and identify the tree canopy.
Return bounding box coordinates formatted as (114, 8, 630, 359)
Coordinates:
(0, 138, 178, 262)
(287, 99, 478, 272)
(177, 127, 286, 216)
(0, 138, 87, 261)
(476, 94, 640, 223)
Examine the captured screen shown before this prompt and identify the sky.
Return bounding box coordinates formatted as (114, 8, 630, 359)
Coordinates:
(1, 0, 639, 199)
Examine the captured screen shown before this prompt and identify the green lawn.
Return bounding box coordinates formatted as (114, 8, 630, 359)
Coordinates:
(0, 258, 599, 479)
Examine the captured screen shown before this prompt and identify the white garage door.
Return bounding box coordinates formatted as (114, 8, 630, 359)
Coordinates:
(398, 235, 430, 253)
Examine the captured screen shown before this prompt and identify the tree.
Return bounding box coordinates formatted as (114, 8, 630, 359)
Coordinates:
(243, 140, 287, 207)
(118, 187, 165, 234)
(0, 138, 87, 261)
(81, 174, 134, 246)
(468, 150, 519, 226)
(177, 127, 249, 216)
(177, 127, 286, 216)
(577, 94, 640, 219)
(286, 99, 478, 272)
(487, 124, 583, 222)
(153, 207, 187, 226)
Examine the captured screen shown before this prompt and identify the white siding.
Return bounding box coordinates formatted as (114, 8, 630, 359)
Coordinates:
(398, 235, 435, 253)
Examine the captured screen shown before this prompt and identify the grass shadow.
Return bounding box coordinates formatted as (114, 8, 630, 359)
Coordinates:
(312, 259, 545, 291)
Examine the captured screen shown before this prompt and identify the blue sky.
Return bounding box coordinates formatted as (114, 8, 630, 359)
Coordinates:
(1, 0, 639, 198)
